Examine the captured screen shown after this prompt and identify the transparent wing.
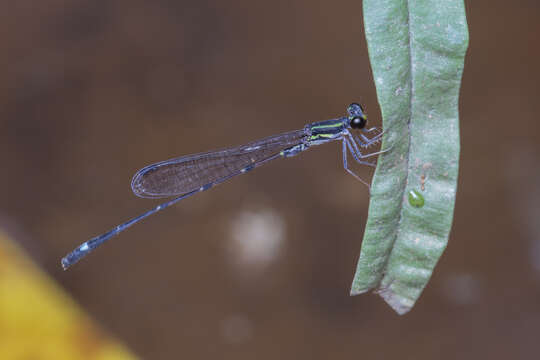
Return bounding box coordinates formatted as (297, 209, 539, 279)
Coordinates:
(131, 129, 307, 198)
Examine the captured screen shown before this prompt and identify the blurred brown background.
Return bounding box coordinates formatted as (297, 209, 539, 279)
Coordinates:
(1, 0, 539, 359)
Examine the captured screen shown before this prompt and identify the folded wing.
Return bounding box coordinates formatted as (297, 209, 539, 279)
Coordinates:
(131, 129, 307, 198)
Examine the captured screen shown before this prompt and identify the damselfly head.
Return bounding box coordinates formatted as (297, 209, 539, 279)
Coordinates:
(347, 103, 367, 129)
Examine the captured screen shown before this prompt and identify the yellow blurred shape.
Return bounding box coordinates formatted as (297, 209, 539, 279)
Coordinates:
(0, 230, 137, 360)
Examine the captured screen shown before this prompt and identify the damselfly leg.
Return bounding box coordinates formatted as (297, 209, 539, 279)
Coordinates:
(357, 128, 384, 148)
(342, 139, 372, 188)
(340, 128, 393, 190)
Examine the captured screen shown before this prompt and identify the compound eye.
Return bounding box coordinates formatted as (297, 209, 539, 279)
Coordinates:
(347, 103, 363, 117)
(350, 116, 367, 129)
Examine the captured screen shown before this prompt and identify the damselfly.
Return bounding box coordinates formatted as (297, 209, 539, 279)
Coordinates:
(61, 103, 387, 269)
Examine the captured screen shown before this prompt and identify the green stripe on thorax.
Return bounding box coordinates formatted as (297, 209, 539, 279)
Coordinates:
(310, 133, 335, 141)
(310, 122, 344, 130)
